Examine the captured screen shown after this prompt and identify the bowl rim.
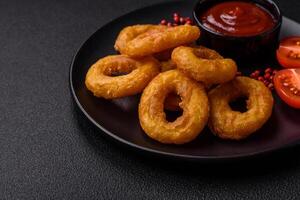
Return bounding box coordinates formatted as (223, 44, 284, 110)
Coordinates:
(193, 0, 283, 39)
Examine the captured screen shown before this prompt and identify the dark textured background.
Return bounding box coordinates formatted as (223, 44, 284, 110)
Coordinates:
(1, 0, 300, 199)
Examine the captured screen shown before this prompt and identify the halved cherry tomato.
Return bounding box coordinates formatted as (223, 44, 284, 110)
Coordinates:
(274, 68, 300, 108)
(276, 36, 300, 68)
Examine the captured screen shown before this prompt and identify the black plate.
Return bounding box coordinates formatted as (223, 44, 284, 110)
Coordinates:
(70, 0, 300, 162)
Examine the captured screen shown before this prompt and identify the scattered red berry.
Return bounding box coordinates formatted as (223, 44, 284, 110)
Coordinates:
(264, 73, 271, 79)
(265, 68, 272, 74)
(186, 20, 193, 25)
(179, 17, 185, 24)
(258, 76, 264, 81)
(250, 71, 260, 78)
(249, 67, 277, 91)
(254, 70, 261, 75)
(160, 19, 167, 25)
(174, 16, 180, 23)
(268, 83, 274, 89)
(159, 13, 195, 27)
(173, 13, 179, 18)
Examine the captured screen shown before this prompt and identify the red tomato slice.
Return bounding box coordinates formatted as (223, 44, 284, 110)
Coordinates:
(276, 36, 300, 68)
(274, 68, 300, 108)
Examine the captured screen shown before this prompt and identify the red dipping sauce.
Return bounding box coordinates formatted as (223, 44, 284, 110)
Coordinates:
(200, 1, 277, 37)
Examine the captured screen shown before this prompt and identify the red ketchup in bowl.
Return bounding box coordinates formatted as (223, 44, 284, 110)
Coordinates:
(200, 1, 276, 37)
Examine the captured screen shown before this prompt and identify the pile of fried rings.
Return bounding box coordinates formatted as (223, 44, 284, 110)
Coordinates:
(85, 24, 274, 145)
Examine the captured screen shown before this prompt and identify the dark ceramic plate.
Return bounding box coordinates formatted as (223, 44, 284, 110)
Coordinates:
(70, 0, 300, 162)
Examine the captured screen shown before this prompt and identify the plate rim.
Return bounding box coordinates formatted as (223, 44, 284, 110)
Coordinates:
(69, 0, 300, 162)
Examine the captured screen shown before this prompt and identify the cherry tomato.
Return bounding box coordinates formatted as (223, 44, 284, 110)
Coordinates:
(274, 68, 300, 108)
(276, 36, 300, 68)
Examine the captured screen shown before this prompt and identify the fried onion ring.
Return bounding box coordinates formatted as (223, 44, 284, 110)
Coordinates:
(161, 55, 214, 111)
(160, 60, 181, 111)
(153, 48, 174, 61)
(139, 70, 209, 144)
(114, 25, 165, 54)
(114, 25, 200, 57)
(85, 55, 160, 99)
(160, 59, 177, 72)
(208, 76, 274, 140)
(172, 46, 237, 85)
(154, 43, 195, 61)
(164, 93, 182, 111)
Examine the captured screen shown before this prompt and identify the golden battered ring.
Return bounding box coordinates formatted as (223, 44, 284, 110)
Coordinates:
(85, 55, 160, 99)
(164, 93, 182, 111)
(208, 76, 274, 140)
(171, 46, 237, 85)
(160, 60, 181, 111)
(153, 48, 174, 61)
(139, 70, 209, 144)
(114, 25, 165, 54)
(114, 25, 200, 57)
(160, 59, 177, 72)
